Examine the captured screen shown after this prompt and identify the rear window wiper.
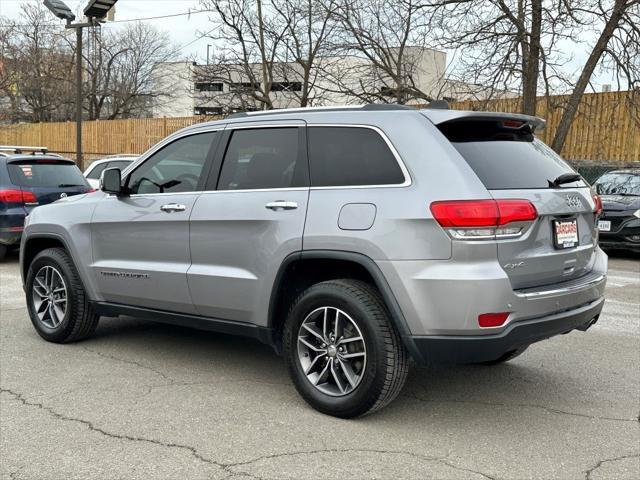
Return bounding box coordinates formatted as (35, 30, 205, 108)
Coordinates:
(548, 173, 582, 188)
(58, 184, 87, 188)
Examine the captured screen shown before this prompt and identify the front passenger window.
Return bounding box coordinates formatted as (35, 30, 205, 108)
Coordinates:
(127, 132, 218, 194)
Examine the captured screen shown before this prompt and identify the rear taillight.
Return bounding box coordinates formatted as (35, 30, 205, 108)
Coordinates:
(592, 194, 602, 215)
(0, 189, 38, 205)
(430, 199, 538, 240)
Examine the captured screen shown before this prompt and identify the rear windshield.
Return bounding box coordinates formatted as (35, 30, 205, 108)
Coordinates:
(439, 119, 587, 190)
(8, 161, 89, 188)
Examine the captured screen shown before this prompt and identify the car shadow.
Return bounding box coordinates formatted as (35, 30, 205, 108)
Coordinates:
(83, 316, 603, 424)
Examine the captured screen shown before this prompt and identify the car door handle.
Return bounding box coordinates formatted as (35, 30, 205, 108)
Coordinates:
(160, 203, 187, 213)
(265, 201, 298, 211)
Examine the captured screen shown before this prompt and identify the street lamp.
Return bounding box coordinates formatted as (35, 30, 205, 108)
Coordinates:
(43, 0, 119, 168)
(83, 0, 118, 19)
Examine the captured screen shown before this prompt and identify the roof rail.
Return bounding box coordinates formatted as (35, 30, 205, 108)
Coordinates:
(227, 103, 417, 118)
(424, 100, 450, 110)
(360, 104, 415, 111)
(0, 145, 49, 154)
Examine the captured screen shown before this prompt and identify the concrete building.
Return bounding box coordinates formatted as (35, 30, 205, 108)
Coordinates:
(150, 47, 498, 117)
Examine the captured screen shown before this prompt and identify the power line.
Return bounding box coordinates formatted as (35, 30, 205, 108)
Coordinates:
(0, 8, 213, 27)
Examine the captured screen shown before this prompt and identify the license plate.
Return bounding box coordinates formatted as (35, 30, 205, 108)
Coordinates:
(598, 220, 611, 232)
(553, 219, 579, 249)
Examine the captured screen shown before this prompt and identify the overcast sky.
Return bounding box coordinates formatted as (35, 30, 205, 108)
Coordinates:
(1, 0, 617, 91)
(1, 0, 213, 60)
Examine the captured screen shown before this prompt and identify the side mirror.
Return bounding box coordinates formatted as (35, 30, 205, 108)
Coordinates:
(100, 168, 123, 195)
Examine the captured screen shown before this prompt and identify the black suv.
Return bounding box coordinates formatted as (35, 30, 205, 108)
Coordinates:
(0, 146, 92, 260)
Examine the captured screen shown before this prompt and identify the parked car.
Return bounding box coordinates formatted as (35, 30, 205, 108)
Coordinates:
(593, 169, 640, 253)
(84, 155, 138, 188)
(1, 147, 93, 260)
(19, 105, 606, 417)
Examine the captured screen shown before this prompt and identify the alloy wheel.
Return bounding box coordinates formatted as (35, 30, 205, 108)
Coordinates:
(31, 266, 68, 329)
(297, 306, 367, 396)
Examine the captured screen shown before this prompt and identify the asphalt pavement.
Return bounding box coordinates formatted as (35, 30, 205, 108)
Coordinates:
(1, 250, 638, 479)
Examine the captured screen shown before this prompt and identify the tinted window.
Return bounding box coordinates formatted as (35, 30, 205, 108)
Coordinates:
(86, 161, 108, 179)
(308, 127, 405, 187)
(439, 119, 587, 190)
(107, 160, 134, 171)
(217, 128, 303, 190)
(8, 161, 88, 188)
(594, 172, 640, 195)
(127, 132, 217, 194)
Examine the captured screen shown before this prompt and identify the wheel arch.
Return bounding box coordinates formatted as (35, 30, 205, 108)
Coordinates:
(268, 250, 423, 362)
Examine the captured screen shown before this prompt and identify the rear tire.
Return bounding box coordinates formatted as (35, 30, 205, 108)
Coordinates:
(283, 279, 408, 418)
(26, 248, 99, 343)
(478, 346, 529, 365)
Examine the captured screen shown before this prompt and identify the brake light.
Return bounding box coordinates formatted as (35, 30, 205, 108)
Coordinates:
(430, 199, 537, 239)
(22, 190, 37, 203)
(0, 189, 23, 203)
(0, 189, 37, 205)
(592, 194, 602, 215)
(478, 312, 510, 328)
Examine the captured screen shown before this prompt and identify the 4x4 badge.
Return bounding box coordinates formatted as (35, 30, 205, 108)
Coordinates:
(565, 195, 581, 208)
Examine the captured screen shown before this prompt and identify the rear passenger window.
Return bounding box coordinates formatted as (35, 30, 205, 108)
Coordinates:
(217, 128, 304, 190)
(308, 127, 405, 187)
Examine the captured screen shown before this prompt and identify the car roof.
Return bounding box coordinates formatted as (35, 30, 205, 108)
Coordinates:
(180, 104, 545, 134)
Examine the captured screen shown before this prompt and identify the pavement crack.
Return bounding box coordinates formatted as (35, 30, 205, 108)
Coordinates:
(0, 388, 223, 470)
(584, 452, 640, 480)
(79, 346, 175, 382)
(225, 448, 497, 480)
(406, 393, 638, 423)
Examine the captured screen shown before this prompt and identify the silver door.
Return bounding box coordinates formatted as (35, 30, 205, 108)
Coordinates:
(188, 123, 309, 325)
(90, 131, 220, 312)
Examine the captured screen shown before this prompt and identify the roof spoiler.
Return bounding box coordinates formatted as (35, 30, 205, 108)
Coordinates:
(0, 145, 48, 154)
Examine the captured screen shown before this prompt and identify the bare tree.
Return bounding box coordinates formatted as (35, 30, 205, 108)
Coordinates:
(432, 0, 639, 151)
(551, 0, 640, 152)
(326, 0, 443, 104)
(80, 22, 179, 120)
(0, 3, 75, 123)
(199, 0, 288, 110)
(198, 0, 338, 110)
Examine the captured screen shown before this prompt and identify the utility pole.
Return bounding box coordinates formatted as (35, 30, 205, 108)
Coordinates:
(44, 0, 119, 169)
(257, 0, 268, 110)
(74, 26, 83, 168)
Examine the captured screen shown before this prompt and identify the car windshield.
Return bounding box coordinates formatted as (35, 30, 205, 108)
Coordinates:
(7, 160, 89, 188)
(594, 172, 640, 196)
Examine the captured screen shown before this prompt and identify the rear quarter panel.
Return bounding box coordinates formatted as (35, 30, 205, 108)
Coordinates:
(302, 112, 491, 261)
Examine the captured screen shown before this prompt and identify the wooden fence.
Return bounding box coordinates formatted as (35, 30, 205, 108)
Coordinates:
(452, 91, 640, 165)
(1, 91, 638, 169)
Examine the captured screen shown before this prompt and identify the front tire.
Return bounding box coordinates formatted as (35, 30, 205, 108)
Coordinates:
(283, 279, 408, 418)
(26, 248, 99, 343)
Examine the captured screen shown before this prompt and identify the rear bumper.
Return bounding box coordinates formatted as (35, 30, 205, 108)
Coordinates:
(0, 211, 26, 246)
(409, 296, 604, 364)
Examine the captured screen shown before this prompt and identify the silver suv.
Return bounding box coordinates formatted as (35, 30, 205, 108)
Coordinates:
(20, 105, 607, 417)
